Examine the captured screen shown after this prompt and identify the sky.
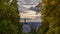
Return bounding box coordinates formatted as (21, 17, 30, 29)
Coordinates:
(20, 9, 42, 22)
(18, 0, 42, 32)
(18, 0, 42, 22)
(18, 0, 42, 8)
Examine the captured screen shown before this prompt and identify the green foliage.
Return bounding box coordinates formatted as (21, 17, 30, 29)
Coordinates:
(37, 0, 60, 34)
(0, 0, 23, 34)
(0, 20, 18, 34)
(30, 25, 37, 34)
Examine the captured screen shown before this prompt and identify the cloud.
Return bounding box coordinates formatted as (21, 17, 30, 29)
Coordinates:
(18, 0, 42, 8)
(20, 9, 41, 22)
(18, 0, 42, 22)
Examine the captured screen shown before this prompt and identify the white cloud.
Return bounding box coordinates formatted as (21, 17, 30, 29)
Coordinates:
(20, 9, 41, 22)
(18, 0, 42, 8)
(18, 0, 42, 22)
(22, 5, 35, 8)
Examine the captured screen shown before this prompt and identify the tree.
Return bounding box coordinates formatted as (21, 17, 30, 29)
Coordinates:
(31, 25, 37, 34)
(0, 0, 23, 34)
(38, 0, 60, 34)
(0, 20, 18, 34)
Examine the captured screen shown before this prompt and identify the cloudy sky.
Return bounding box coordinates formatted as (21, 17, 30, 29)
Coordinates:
(17, 0, 42, 32)
(18, 0, 42, 22)
(18, 0, 42, 8)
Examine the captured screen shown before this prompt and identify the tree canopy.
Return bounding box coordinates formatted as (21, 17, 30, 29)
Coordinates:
(38, 0, 60, 34)
(0, 0, 23, 34)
